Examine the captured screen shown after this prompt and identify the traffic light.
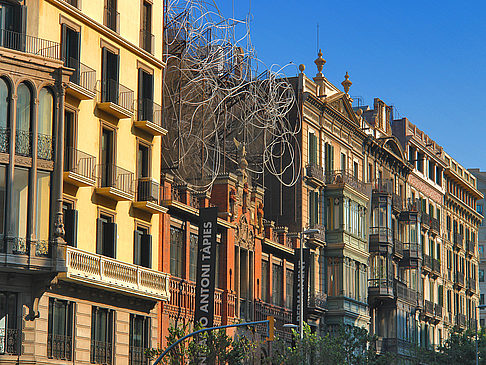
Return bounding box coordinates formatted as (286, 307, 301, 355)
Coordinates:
(267, 316, 275, 342)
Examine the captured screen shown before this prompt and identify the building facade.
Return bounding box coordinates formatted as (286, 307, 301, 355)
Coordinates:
(0, 0, 170, 364)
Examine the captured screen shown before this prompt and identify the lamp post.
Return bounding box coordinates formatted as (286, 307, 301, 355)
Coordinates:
(476, 304, 486, 365)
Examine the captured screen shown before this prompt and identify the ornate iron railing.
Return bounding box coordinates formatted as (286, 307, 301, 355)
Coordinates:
(0, 328, 22, 355)
(394, 280, 418, 304)
(456, 313, 466, 327)
(421, 212, 430, 227)
(97, 164, 134, 195)
(454, 232, 464, 248)
(65, 147, 96, 181)
(307, 223, 326, 242)
(424, 300, 434, 315)
(47, 334, 72, 360)
(0, 128, 8, 153)
(101, 79, 134, 112)
(392, 194, 403, 211)
(90, 340, 112, 365)
(37, 133, 54, 160)
(423, 254, 432, 270)
(129, 346, 149, 365)
(455, 271, 465, 286)
(68, 58, 96, 92)
(430, 217, 440, 232)
(308, 290, 327, 310)
(0, 29, 61, 60)
(434, 303, 442, 318)
(326, 169, 367, 195)
(15, 130, 31, 157)
(254, 300, 292, 341)
(305, 163, 324, 183)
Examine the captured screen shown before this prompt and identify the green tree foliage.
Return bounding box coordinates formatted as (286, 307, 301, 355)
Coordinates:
(268, 324, 394, 365)
(146, 323, 256, 365)
(418, 327, 486, 365)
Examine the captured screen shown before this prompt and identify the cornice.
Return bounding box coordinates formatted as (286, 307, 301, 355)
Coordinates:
(46, 0, 165, 69)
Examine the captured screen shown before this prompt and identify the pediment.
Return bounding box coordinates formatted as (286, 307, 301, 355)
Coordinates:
(326, 93, 360, 126)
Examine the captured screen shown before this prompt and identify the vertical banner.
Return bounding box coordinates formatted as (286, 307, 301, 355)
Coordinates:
(194, 207, 218, 328)
(292, 248, 310, 325)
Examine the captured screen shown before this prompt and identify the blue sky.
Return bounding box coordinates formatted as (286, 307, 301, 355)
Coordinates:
(215, 0, 486, 170)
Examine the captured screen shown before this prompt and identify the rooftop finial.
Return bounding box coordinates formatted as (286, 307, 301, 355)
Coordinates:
(341, 71, 352, 94)
(299, 64, 305, 73)
(314, 49, 326, 75)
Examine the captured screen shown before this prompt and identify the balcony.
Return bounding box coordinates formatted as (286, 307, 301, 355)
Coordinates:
(0, 29, 61, 60)
(456, 313, 466, 328)
(66, 59, 96, 100)
(401, 243, 420, 267)
(132, 178, 166, 214)
(0, 128, 8, 153)
(134, 99, 167, 136)
(422, 254, 432, 273)
(454, 271, 465, 288)
(169, 185, 201, 209)
(0, 328, 21, 355)
(432, 258, 441, 277)
(254, 300, 292, 342)
(305, 163, 324, 187)
(394, 279, 419, 305)
(467, 278, 477, 294)
(15, 130, 31, 157)
(95, 164, 134, 201)
(380, 338, 414, 357)
(325, 169, 368, 196)
(421, 212, 430, 229)
(430, 217, 440, 234)
(47, 334, 73, 361)
(393, 238, 403, 258)
(369, 227, 393, 253)
(61, 246, 170, 301)
(434, 303, 443, 319)
(97, 80, 134, 119)
(306, 223, 326, 246)
(64, 147, 96, 187)
(140, 29, 154, 54)
(467, 240, 476, 257)
(37, 133, 54, 160)
(308, 290, 327, 318)
(453, 232, 464, 250)
(368, 278, 394, 303)
(423, 300, 434, 317)
(392, 194, 403, 212)
(104, 6, 120, 33)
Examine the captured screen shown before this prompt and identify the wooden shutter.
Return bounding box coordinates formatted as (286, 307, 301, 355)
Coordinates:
(141, 233, 152, 268)
(104, 222, 117, 258)
(96, 218, 104, 254)
(64, 209, 78, 247)
(61, 24, 68, 63)
(133, 230, 142, 266)
(101, 48, 108, 101)
(315, 192, 319, 224)
(137, 68, 144, 120)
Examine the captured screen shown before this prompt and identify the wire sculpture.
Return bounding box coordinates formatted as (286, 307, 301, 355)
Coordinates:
(162, 0, 301, 192)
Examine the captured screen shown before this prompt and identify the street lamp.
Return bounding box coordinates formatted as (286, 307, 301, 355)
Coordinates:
(476, 304, 486, 365)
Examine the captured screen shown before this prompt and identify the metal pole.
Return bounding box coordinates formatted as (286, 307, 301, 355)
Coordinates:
(477, 307, 479, 365)
(300, 230, 304, 340)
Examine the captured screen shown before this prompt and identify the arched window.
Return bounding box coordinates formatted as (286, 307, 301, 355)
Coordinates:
(38, 87, 54, 160)
(15, 83, 31, 156)
(0, 78, 10, 153)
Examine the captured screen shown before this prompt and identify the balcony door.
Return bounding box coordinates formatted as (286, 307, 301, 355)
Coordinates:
(137, 69, 153, 122)
(100, 128, 114, 187)
(64, 111, 75, 172)
(0, 2, 23, 51)
(101, 48, 119, 104)
(61, 24, 80, 83)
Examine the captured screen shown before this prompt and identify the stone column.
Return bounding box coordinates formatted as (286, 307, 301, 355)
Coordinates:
(28, 97, 38, 258)
(5, 93, 17, 254)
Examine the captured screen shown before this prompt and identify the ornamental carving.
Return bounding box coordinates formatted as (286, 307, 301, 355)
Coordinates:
(235, 214, 254, 250)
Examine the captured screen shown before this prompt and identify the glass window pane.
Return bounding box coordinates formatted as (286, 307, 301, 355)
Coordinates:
(16, 83, 31, 133)
(0, 165, 5, 239)
(38, 88, 53, 136)
(36, 171, 50, 240)
(12, 168, 29, 239)
(0, 78, 9, 130)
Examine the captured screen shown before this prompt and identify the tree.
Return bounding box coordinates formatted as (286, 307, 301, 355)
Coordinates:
(146, 323, 256, 365)
(268, 324, 394, 365)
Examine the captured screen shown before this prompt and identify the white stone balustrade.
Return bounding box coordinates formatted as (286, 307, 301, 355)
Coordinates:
(61, 246, 170, 301)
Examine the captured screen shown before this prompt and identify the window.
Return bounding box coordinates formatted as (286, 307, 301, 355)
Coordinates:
(341, 153, 346, 172)
(480, 269, 484, 283)
(91, 307, 114, 365)
(261, 260, 269, 302)
(0, 78, 10, 153)
(38, 88, 54, 160)
(101, 48, 120, 104)
(129, 315, 150, 365)
(36, 171, 51, 249)
(15, 83, 31, 156)
(353, 161, 358, 179)
(285, 269, 293, 310)
(170, 226, 184, 278)
(308, 191, 319, 226)
(140, 1, 153, 53)
(11, 167, 28, 250)
(104, 0, 119, 32)
(138, 69, 154, 122)
(0, 292, 20, 355)
(324, 143, 334, 173)
(137, 143, 150, 179)
(417, 153, 424, 173)
(61, 24, 81, 83)
(189, 233, 198, 282)
(368, 163, 373, 183)
(100, 128, 114, 187)
(64, 110, 76, 171)
(477, 204, 483, 215)
(308, 132, 317, 165)
(480, 245, 484, 256)
(96, 214, 117, 258)
(63, 202, 78, 247)
(0, 166, 5, 241)
(47, 298, 74, 360)
(0, 3, 23, 51)
(482, 294, 485, 306)
(272, 263, 283, 307)
(133, 226, 152, 268)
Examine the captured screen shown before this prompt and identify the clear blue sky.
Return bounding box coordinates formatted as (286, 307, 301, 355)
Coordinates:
(215, 0, 486, 170)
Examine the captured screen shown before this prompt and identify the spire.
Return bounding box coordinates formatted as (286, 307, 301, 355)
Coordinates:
(314, 49, 326, 76)
(341, 71, 352, 94)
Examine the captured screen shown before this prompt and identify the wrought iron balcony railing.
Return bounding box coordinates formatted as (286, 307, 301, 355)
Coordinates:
(467, 240, 476, 255)
(67, 58, 96, 92)
(325, 169, 367, 195)
(101, 79, 134, 112)
(434, 303, 442, 318)
(97, 164, 134, 195)
(424, 300, 434, 315)
(37, 133, 54, 160)
(140, 29, 154, 54)
(0, 29, 61, 60)
(65, 147, 96, 181)
(456, 313, 466, 327)
(47, 334, 72, 360)
(392, 193, 403, 211)
(90, 340, 113, 365)
(137, 178, 160, 203)
(0, 128, 8, 153)
(137, 98, 163, 126)
(1, 328, 21, 355)
(129, 346, 149, 365)
(455, 271, 465, 287)
(308, 290, 327, 310)
(305, 163, 324, 183)
(454, 232, 464, 248)
(421, 212, 430, 228)
(430, 217, 440, 232)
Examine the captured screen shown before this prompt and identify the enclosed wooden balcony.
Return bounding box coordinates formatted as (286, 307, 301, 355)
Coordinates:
(368, 278, 394, 304)
(369, 227, 393, 253)
(63, 147, 96, 187)
(60, 246, 170, 301)
(400, 243, 420, 268)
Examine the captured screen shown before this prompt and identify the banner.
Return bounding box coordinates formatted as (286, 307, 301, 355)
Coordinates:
(194, 207, 218, 328)
(292, 248, 310, 325)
